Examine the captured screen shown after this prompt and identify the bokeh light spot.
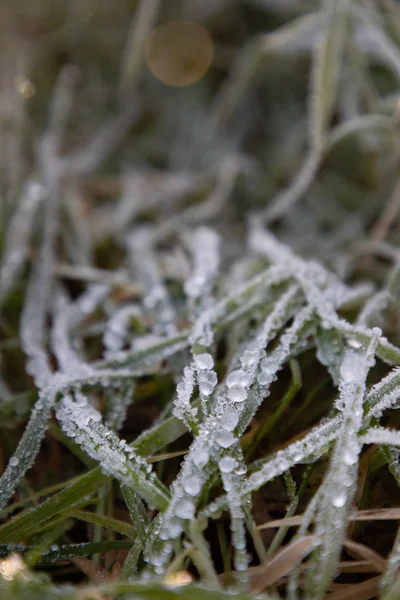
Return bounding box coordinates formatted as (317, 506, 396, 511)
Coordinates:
(145, 20, 213, 87)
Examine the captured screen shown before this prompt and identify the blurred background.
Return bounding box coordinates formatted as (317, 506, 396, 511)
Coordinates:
(1, 0, 400, 323)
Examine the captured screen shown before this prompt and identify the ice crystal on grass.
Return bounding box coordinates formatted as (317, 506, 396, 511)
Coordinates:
(172, 366, 198, 431)
(4, 209, 400, 595)
(56, 395, 169, 510)
(305, 332, 380, 599)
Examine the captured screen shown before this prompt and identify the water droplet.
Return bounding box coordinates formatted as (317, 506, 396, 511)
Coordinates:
(183, 477, 201, 496)
(193, 449, 209, 467)
(226, 370, 248, 388)
(240, 349, 259, 367)
(220, 406, 239, 431)
(234, 463, 247, 475)
(9, 457, 19, 467)
(175, 499, 195, 519)
(198, 370, 218, 396)
(343, 449, 358, 466)
(348, 339, 362, 350)
(216, 430, 236, 448)
(332, 492, 346, 508)
(219, 456, 237, 473)
(194, 353, 214, 370)
(228, 385, 247, 403)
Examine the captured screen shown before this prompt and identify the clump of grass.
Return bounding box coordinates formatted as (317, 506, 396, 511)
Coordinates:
(1, 1, 400, 599)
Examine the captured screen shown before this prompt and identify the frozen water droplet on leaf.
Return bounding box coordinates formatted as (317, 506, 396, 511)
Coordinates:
(234, 463, 247, 475)
(219, 456, 237, 473)
(175, 499, 195, 519)
(226, 370, 248, 388)
(193, 449, 209, 467)
(332, 492, 346, 508)
(183, 476, 201, 496)
(216, 430, 236, 448)
(343, 448, 358, 466)
(166, 520, 183, 539)
(194, 353, 214, 370)
(228, 385, 247, 403)
(91, 411, 102, 423)
(240, 349, 258, 367)
(220, 406, 239, 431)
(198, 370, 218, 396)
(348, 339, 362, 350)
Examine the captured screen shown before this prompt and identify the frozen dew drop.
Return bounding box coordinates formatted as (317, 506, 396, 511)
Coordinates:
(228, 385, 247, 403)
(193, 449, 209, 468)
(257, 371, 276, 386)
(220, 406, 239, 431)
(91, 411, 102, 423)
(331, 492, 346, 508)
(219, 456, 237, 473)
(76, 410, 91, 428)
(199, 381, 214, 396)
(175, 499, 195, 519)
(234, 463, 247, 475)
(168, 516, 183, 536)
(183, 476, 201, 496)
(194, 353, 214, 370)
(226, 370, 248, 388)
(9, 457, 19, 467)
(335, 397, 345, 411)
(348, 338, 362, 350)
(198, 370, 218, 396)
(216, 429, 236, 448)
(240, 349, 259, 368)
(340, 351, 368, 385)
(343, 448, 358, 466)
